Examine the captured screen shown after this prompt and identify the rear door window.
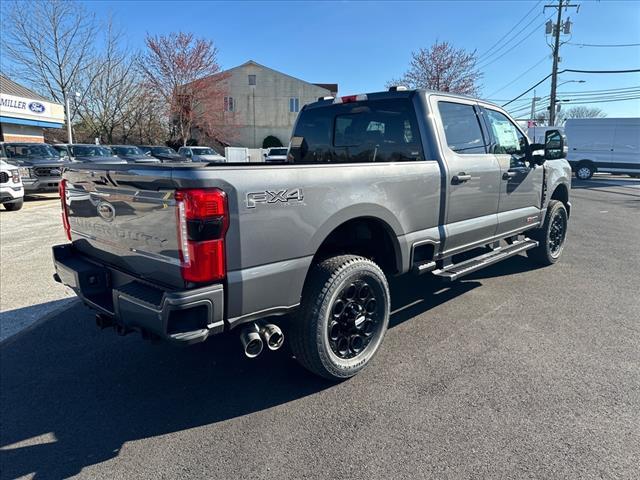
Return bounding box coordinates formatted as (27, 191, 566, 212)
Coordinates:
(290, 98, 424, 163)
(438, 102, 487, 154)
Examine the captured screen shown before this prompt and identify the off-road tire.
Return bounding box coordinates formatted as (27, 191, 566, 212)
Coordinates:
(3, 199, 23, 211)
(527, 200, 568, 266)
(289, 255, 390, 380)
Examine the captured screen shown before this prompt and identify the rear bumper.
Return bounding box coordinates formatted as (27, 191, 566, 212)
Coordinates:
(52, 244, 225, 344)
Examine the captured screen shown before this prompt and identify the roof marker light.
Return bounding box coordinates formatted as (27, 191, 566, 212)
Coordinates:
(334, 94, 368, 104)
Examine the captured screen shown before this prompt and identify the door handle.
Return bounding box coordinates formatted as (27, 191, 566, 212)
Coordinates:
(502, 171, 517, 180)
(452, 173, 471, 184)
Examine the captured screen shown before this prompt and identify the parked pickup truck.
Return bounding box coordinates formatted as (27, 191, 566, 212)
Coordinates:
(52, 88, 571, 380)
(1, 142, 67, 193)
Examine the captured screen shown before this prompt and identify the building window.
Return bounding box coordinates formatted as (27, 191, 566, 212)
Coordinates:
(224, 96, 234, 112)
(248, 74, 256, 85)
(289, 97, 300, 113)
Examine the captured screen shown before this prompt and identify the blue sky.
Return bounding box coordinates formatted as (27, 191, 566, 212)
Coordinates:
(13, 1, 640, 117)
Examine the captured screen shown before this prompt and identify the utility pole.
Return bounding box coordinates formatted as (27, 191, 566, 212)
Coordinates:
(545, 0, 579, 125)
(530, 90, 542, 125)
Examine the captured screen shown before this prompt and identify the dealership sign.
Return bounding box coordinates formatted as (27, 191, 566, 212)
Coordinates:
(0, 93, 64, 125)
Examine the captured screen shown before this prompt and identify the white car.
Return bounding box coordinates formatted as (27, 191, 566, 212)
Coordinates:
(177, 146, 226, 163)
(1, 160, 24, 211)
(264, 147, 288, 163)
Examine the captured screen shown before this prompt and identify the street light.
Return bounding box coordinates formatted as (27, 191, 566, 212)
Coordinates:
(558, 80, 586, 87)
(65, 90, 81, 144)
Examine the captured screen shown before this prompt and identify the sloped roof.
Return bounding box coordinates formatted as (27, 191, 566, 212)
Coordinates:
(221, 60, 338, 94)
(0, 74, 55, 103)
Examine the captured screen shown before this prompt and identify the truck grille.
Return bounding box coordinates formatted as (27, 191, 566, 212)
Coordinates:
(34, 167, 62, 178)
(0, 172, 8, 184)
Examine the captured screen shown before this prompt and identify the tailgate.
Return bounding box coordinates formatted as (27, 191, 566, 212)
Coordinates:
(64, 165, 184, 288)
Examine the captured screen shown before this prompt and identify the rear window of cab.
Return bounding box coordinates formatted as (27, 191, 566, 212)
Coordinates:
(290, 98, 424, 164)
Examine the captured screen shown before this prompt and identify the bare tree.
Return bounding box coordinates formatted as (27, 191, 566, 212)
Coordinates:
(561, 106, 607, 120)
(75, 21, 142, 143)
(536, 105, 606, 126)
(2, 0, 97, 130)
(388, 41, 482, 96)
(138, 32, 228, 146)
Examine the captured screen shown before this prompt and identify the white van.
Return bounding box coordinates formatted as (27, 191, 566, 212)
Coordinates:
(564, 118, 640, 180)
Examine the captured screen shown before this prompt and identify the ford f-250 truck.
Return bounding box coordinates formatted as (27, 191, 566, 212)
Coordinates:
(52, 88, 571, 380)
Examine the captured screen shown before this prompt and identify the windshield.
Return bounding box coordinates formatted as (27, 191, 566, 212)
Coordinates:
(71, 146, 114, 157)
(113, 146, 145, 156)
(269, 148, 288, 156)
(4, 144, 60, 160)
(193, 148, 218, 156)
(152, 147, 176, 155)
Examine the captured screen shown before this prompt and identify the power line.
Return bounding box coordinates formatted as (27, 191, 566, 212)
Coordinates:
(485, 54, 549, 98)
(562, 96, 640, 105)
(503, 74, 552, 106)
(563, 68, 640, 74)
(477, 15, 552, 69)
(502, 68, 640, 107)
(557, 85, 640, 94)
(567, 42, 640, 48)
(476, 1, 543, 60)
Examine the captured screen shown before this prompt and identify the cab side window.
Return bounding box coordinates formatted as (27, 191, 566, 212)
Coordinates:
(438, 102, 487, 154)
(485, 109, 527, 157)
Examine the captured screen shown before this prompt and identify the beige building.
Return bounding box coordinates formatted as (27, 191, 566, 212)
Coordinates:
(198, 61, 337, 148)
(0, 74, 65, 143)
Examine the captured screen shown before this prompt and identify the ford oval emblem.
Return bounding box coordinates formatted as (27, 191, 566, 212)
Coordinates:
(97, 201, 116, 222)
(28, 102, 46, 113)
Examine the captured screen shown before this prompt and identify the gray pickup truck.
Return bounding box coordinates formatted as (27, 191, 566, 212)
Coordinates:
(52, 88, 571, 380)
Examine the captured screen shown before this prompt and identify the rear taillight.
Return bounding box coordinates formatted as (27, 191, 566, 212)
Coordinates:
(175, 188, 228, 283)
(59, 179, 71, 240)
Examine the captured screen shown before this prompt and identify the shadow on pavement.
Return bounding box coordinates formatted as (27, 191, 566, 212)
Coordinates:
(0, 298, 76, 343)
(0, 256, 535, 479)
(572, 177, 640, 197)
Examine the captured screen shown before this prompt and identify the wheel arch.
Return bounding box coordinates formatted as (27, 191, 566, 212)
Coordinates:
(306, 205, 407, 277)
(550, 183, 571, 217)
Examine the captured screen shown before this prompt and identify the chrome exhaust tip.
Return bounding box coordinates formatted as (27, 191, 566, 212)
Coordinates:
(240, 323, 264, 358)
(259, 323, 284, 351)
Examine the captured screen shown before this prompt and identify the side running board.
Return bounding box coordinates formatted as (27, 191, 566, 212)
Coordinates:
(433, 238, 538, 282)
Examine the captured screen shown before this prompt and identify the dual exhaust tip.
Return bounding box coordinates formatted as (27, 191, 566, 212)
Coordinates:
(239, 322, 284, 358)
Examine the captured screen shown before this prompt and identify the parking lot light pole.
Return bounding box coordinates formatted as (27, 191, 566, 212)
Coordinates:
(65, 94, 73, 144)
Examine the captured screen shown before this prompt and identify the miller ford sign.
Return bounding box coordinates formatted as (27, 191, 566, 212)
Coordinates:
(0, 93, 64, 125)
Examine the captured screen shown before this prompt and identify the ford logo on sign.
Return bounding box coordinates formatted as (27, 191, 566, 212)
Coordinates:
(28, 102, 45, 113)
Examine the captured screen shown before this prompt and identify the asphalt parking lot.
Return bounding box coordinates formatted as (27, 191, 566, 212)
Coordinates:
(1, 177, 639, 479)
(0, 193, 75, 342)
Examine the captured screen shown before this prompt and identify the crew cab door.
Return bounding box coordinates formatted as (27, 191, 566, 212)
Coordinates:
(481, 107, 544, 236)
(432, 98, 501, 254)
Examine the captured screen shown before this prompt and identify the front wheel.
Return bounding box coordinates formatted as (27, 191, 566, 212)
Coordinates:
(289, 255, 390, 380)
(527, 200, 568, 266)
(3, 199, 23, 211)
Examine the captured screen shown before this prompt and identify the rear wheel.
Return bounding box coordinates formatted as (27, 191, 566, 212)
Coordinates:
(289, 255, 390, 380)
(527, 200, 568, 266)
(3, 199, 23, 211)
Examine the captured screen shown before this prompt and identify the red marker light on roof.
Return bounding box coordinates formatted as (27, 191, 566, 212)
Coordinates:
(334, 94, 368, 104)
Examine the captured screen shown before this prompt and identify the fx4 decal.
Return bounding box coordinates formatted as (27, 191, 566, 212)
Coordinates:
(246, 188, 304, 209)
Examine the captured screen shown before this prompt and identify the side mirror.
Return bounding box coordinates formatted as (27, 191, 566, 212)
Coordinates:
(543, 129, 567, 160)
